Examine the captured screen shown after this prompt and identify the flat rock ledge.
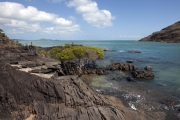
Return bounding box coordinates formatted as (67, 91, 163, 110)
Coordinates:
(0, 62, 168, 120)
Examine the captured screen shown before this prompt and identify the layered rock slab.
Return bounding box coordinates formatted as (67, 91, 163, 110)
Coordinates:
(0, 63, 167, 120)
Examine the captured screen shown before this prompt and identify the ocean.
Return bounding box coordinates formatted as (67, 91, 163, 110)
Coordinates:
(19, 40, 180, 111)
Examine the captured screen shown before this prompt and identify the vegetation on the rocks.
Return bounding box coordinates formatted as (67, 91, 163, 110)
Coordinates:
(49, 43, 104, 62)
(40, 50, 47, 55)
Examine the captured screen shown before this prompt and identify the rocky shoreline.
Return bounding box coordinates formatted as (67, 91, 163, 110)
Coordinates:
(0, 32, 179, 119)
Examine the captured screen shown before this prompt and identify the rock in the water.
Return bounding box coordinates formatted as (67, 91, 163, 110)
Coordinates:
(104, 49, 116, 52)
(108, 62, 136, 71)
(128, 50, 141, 53)
(131, 71, 154, 79)
(126, 60, 134, 63)
(144, 66, 152, 71)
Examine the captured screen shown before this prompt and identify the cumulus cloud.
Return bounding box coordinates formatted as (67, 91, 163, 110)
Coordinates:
(67, 0, 114, 28)
(0, 2, 80, 34)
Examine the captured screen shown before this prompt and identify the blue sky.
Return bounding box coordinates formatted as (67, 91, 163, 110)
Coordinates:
(0, 0, 180, 40)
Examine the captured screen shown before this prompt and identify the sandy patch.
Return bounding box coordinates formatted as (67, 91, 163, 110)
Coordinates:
(10, 64, 22, 68)
(31, 73, 55, 79)
(19, 68, 32, 72)
(26, 114, 35, 120)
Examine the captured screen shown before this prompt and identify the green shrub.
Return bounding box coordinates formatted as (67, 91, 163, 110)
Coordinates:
(40, 50, 47, 55)
(49, 47, 62, 57)
(64, 43, 71, 48)
(72, 46, 86, 59)
(56, 48, 76, 60)
(49, 44, 104, 61)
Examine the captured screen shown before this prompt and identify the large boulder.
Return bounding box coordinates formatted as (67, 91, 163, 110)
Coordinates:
(131, 71, 154, 80)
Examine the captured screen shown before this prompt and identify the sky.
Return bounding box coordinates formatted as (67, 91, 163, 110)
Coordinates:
(0, 0, 180, 40)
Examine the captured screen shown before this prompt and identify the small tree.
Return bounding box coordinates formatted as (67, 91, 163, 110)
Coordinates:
(50, 44, 104, 68)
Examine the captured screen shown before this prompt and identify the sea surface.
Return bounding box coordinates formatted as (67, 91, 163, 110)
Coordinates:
(19, 40, 180, 111)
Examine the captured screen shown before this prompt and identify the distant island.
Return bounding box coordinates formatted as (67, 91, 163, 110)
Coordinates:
(139, 21, 180, 43)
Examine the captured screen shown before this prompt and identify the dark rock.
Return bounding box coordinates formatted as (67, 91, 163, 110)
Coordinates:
(144, 66, 152, 71)
(10, 61, 19, 64)
(128, 50, 141, 53)
(126, 77, 135, 82)
(23, 63, 37, 68)
(122, 64, 129, 71)
(0, 63, 64, 119)
(161, 96, 180, 107)
(36, 62, 45, 66)
(104, 49, 116, 52)
(1, 62, 161, 120)
(96, 69, 108, 75)
(131, 71, 154, 79)
(21, 64, 27, 68)
(31, 68, 52, 74)
(126, 60, 134, 63)
(108, 62, 136, 71)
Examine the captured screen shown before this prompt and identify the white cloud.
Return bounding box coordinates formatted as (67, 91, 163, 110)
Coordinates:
(0, 2, 80, 34)
(7, 29, 24, 34)
(50, 0, 64, 3)
(44, 24, 80, 34)
(67, 0, 114, 28)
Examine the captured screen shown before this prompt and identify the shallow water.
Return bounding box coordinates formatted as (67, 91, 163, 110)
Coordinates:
(19, 40, 180, 111)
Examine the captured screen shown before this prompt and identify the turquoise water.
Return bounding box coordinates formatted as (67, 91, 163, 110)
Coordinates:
(19, 40, 180, 110)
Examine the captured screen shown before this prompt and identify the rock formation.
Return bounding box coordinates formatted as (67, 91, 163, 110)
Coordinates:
(0, 62, 170, 120)
(108, 62, 136, 71)
(0, 29, 178, 119)
(139, 21, 180, 43)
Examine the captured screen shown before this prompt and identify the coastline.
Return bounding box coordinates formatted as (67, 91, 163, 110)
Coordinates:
(0, 44, 179, 120)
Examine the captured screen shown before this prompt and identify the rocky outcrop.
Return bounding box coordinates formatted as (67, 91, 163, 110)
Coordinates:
(131, 71, 154, 80)
(0, 62, 169, 120)
(108, 62, 136, 71)
(139, 21, 180, 43)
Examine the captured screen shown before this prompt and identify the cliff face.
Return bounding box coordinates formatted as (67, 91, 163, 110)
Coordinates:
(139, 21, 180, 43)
